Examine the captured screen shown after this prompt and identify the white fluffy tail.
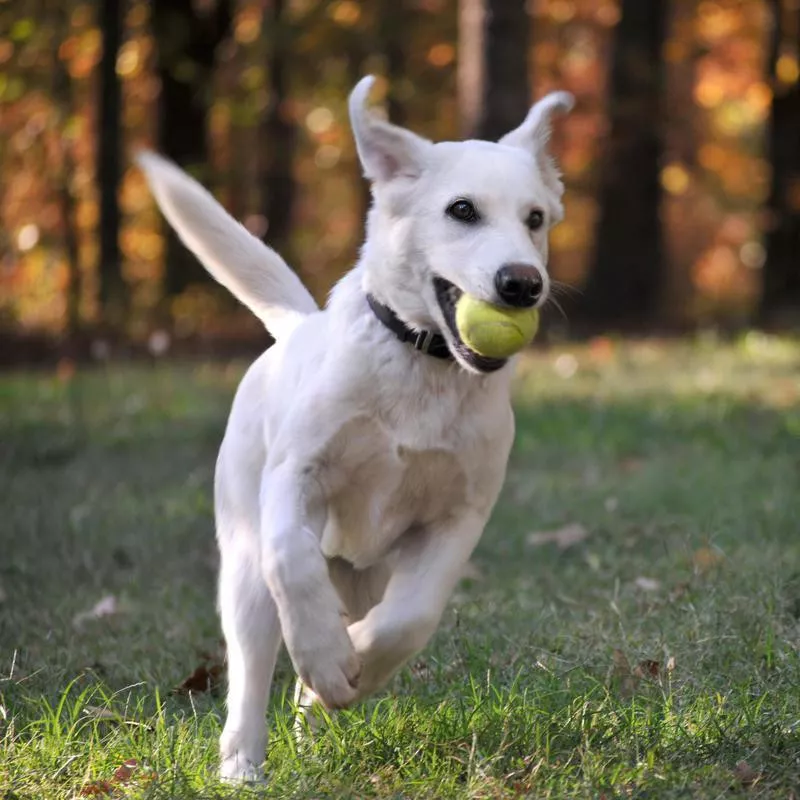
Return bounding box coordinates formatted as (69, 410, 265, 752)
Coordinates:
(136, 151, 317, 340)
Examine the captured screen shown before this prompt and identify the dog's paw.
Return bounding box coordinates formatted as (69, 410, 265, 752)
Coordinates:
(293, 625, 361, 710)
(219, 753, 264, 784)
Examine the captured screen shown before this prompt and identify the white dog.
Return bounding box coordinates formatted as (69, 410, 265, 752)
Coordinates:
(138, 76, 572, 782)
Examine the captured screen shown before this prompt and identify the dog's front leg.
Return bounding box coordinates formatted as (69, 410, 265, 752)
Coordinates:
(347, 512, 486, 697)
(260, 463, 362, 709)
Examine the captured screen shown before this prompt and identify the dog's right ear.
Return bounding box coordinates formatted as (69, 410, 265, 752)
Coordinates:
(349, 76, 432, 183)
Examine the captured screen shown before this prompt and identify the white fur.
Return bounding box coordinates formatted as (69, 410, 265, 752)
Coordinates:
(138, 75, 572, 782)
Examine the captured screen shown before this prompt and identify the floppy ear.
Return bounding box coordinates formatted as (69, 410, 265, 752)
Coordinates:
(349, 75, 432, 183)
(499, 91, 574, 198)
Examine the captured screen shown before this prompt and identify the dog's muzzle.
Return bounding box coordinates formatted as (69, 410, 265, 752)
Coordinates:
(433, 277, 508, 374)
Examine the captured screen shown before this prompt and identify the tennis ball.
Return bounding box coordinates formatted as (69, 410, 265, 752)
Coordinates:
(455, 295, 539, 359)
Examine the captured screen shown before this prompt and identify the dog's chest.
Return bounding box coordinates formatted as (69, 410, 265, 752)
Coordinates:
(317, 415, 470, 568)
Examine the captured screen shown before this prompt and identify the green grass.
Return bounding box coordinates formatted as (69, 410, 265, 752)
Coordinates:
(1, 335, 799, 798)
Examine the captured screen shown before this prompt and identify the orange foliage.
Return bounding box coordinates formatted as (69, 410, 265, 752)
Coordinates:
(0, 0, 786, 338)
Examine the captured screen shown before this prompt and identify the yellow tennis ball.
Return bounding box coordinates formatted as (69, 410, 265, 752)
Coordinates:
(455, 295, 539, 359)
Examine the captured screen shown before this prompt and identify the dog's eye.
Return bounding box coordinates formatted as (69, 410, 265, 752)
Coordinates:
(527, 210, 545, 231)
(447, 199, 478, 223)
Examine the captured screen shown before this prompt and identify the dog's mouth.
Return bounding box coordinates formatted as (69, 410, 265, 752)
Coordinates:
(433, 276, 507, 374)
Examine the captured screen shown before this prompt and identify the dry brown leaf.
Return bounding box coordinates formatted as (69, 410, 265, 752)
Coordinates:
(610, 649, 639, 698)
(78, 780, 114, 796)
(610, 651, 663, 697)
(73, 595, 118, 628)
(733, 760, 761, 787)
(527, 523, 589, 550)
(635, 577, 661, 592)
(174, 661, 223, 695)
(634, 659, 661, 680)
(114, 758, 139, 783)
(693, 546, 724, 573)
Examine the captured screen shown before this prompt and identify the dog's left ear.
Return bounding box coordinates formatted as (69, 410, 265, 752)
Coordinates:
(349, 75, 433, 183)
(499, 92, 574, 198)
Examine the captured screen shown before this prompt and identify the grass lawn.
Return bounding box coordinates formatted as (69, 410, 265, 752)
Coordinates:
(1, 335, 799, 799)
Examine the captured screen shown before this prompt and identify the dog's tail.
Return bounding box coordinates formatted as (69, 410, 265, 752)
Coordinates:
(136, 151, 318, 340)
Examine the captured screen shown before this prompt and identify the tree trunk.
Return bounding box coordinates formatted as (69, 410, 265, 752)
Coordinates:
(378, 0, 407, 126)
(458, 0, 530, 140)
(261, 0, 297, 266)
(152, 0, 232, 297)
(97, 0, 124, 326)
(580, 0, 668, 331)
(760, 0, 800, 327)
(347, 0, 409, 232)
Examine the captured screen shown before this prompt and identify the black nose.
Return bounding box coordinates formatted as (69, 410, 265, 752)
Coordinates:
(494, 264, 544, 308)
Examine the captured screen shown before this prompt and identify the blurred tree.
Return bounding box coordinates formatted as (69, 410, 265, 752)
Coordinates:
(581, 0, 668, 330)
(261, 0, 296, 266)
(342, 0, 408, 227)
(53, 1, 81, 339)
(98, 0, 125, 326)
(458, 0, 530, 140)
(760, 0, 800, 326)
(378, 0, 408, 126)
(152, 0, 232, 297)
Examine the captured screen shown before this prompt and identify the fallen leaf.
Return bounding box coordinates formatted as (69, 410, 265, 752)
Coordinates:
(114, 758, 139, 783)
(174, 662, 223, 695)
(610, 649, 639, 698)
(527, 523, 589, 550)
(634, 659, 661, 679)
(79, 781, 113, 796)
(635, 577, 661, 592)
(73, 595, 118, 628)
(693, 546, 724, 573)
(733, 760, 760, 787)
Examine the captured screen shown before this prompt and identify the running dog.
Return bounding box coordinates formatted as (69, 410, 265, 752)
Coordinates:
(138, 76, 572, 781)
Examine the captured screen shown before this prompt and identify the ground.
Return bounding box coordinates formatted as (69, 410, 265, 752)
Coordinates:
(1, 335, 799, 799)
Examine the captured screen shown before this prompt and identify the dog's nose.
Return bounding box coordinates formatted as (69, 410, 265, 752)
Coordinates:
(494, 264, 544, 308)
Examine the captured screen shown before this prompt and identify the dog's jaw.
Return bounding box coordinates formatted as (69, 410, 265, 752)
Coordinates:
(432, 277, 508, 374)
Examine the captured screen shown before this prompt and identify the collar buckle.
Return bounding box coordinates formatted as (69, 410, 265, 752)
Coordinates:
(413, 330, 435, 354)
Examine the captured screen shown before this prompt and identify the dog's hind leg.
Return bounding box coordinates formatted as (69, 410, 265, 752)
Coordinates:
(218, 538, 282, 782)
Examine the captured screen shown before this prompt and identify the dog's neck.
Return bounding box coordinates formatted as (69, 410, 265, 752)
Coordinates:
(365, 294, 452, 361)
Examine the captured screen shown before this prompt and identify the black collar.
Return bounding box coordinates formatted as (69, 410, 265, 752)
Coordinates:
(366, 294, 453, 361)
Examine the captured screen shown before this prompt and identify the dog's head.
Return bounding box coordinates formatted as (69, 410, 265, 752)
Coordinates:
(349, 76, 573, 374)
